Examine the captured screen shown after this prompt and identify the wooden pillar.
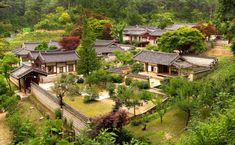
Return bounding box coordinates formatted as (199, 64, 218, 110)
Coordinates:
(56, 62, 58, 75)
(18, 79, 21, 92)
(169, 66, 172, 75)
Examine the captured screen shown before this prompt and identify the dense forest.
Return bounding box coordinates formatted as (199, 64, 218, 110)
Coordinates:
(0, 0, 218, 35)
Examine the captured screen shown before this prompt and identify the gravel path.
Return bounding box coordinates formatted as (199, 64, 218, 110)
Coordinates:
(0, 113, 11, 145)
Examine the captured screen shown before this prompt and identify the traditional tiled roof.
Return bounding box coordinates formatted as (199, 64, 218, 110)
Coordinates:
(165, 23, 197, 31)
(181, 55, 217, 68)
(12, 48, 29, 56)
(108, 66, 130, 74)
(133, 50, 180, 66)
(172, 59, 193, 69)
(95, 45, 123, 55)
(124, 26, 158, 36)
(10, 65, 47, 79)
(37, 50, 79, 63)
(149, 29, 167, 36)
(12, 41, 62, 57)
(28, 50, 62, 60)
(95, 39, 116, 47)
(48, 40, 62, 49)
(22, 42, 40, 51)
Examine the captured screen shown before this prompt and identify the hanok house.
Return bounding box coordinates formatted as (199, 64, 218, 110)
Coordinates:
(133, 50, 217, 80)
(94, 39, 124, 57)
(10, 65, 47, 93)
(123, 24, 197, 46)
(32, 50, 79, 75)
(134, 51, 192, 76)
(11, 40, 62, 65)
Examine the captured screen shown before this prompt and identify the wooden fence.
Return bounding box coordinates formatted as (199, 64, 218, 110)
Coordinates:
(31, 82, 88, 133)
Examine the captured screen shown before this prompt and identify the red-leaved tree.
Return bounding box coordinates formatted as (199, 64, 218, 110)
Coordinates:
(102, 23, 113, 40)
(193, 23, 217, 41)
(88, 110, 128, 137)
(59, 36, 80, 50)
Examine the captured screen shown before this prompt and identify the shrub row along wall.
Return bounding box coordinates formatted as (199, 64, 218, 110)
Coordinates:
(31, 82, 87, 133)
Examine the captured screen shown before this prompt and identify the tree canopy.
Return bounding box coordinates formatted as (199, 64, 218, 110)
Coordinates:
(157, 27, 206, 54)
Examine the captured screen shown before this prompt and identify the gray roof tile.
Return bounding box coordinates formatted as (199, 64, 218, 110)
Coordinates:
(38, 50, 79, 63)
(133, 50, 179, 65)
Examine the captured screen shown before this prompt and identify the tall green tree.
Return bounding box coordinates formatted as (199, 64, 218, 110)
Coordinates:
(0, 53, 19, 91)
(157, 27, 205, 54)
(76, 18, 101, 76)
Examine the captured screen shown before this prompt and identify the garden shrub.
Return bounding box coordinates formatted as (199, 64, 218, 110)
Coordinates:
(131, 63, 144, 73)
(83, 95, 96, 103)
(55, 109, 62, 119)
(131, 80, 150, 89)
(6, 112, 35, 144)
(130, 119, 142, 126)
(107, 83, 115, 96)
(125, 77, 132, 86)
(0, 95, 19, 111)
(109, 74, 123, 83)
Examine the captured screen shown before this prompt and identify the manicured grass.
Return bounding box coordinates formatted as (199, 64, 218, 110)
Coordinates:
(126, 107, 187, 145)
(64, 96, 114, 118)
(14, 99, 47, 134)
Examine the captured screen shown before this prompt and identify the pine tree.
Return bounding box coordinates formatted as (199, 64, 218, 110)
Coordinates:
(76, 18, 101, 76)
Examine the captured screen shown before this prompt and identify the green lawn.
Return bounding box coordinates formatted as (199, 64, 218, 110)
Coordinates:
(64, 96, 114, 118)
(126, 107, 187, 145)
(15, 99, 47, 135)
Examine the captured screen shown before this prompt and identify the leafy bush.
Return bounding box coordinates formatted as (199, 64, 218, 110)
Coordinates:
(0, 95, 19, 111)
(131, 80, 150, 89)
(131, 63, 144, 73)
(130, 119, 142, 126)
(0, 76, 8, 95)
(125, 77, 133, 86)
(231, 38, 235, 55)
(54, 109, 62, 119)
(107, 83, 115, 96)
(83, 95, 96, 103)
(109, 74, 123, 83)
(6, 112, 35, 144)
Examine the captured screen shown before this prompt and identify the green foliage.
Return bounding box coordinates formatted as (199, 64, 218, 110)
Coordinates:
(86, 69, 110, 85)
(0, 53, 19, 91)
(157, 27, 206, 54)
(6, 111, 36, 144)
(231, 38, 235, 55)
(34, 7, 72, 30)
(150, 12, 174, 29)
(107, 83, 115, 97)
(145, 44, 159, 51)
(131, 63, 144, 73)
(109, 74, 123, 83)
(34, 42, 58, 51)
(77, 19, 101, 76)
(0, 75, 7, 95)
(111, 22, 126, 43)
(130, 80, 150, 90)
(54, 109, 62, 119)
(180, 102, 235, 145)
(113, 50, 133, 64)
(125, 77, 133, 86)
(0, 95, 19, 111)
(0, 38, 10, 58)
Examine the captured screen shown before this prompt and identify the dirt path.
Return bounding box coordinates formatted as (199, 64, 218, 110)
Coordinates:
(0, 113, 11, 145)
(206, 46, 233, 57)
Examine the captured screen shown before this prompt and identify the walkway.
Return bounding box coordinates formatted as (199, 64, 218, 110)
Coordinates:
(0, 113, 11, 145)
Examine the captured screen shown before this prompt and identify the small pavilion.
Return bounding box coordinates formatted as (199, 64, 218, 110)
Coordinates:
(10, 65, 47, 93)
